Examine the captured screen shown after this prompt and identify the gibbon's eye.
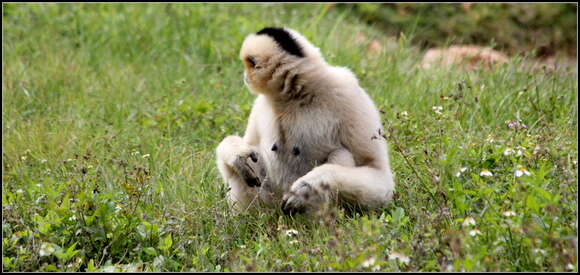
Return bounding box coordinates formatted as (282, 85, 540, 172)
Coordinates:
(246, 56, 257, 68)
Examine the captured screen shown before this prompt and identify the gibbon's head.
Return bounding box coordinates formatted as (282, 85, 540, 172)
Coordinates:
(239, 27, 323, 95)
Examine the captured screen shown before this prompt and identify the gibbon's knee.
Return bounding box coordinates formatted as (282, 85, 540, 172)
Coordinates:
(216, 135, 243, 164)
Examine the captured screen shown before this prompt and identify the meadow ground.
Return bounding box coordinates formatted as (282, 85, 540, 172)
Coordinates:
(2, 3, 578, 272)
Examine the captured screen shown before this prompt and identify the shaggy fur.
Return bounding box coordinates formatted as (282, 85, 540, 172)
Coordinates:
(216, 27, 395, 215)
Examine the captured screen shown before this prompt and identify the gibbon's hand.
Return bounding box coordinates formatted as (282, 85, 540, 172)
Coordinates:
(232, 151, 261, 187)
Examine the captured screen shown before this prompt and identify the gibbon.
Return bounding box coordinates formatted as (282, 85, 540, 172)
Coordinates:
(216, 27, 395, 215)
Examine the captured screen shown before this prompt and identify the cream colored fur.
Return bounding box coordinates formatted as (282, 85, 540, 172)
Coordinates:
(216, 28, 395, 215)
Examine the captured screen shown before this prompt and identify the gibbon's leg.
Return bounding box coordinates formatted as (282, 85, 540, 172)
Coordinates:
(281, 164, 394, 215)
(216, 135, 262, 211)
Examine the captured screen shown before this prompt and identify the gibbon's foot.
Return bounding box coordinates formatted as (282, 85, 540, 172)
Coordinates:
(232, 151, 261, 187)
(281, 180, 329, 215)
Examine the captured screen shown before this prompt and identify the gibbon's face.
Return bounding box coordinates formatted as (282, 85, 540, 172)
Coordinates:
(239, 27, 309, 95)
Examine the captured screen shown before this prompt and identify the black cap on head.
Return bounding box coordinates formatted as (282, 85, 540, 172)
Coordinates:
(256, 27, 305, 58)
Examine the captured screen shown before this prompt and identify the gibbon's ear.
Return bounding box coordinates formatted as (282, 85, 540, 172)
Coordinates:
(255, 27, 305, 58)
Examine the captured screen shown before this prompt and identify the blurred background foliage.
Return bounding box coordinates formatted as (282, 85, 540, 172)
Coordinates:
(343, 3, 577, 58)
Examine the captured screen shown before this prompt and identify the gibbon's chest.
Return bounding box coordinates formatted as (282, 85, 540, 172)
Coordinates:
(259, 106, 341, 187)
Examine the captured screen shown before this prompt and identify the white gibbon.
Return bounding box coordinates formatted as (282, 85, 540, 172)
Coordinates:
(216, 27, 395, 215)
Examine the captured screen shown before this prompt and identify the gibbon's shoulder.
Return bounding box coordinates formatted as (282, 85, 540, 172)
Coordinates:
(324, 65, 361, 91)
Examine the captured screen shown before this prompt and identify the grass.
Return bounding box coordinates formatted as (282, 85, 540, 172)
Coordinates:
(2, 3, 578, 272)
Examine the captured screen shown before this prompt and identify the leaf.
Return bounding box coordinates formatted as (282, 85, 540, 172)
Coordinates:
(86, 259, 97, 272)
(526, 195, 539, 213)
(144, 247, 157, 256)
(159, 233, 173, 251)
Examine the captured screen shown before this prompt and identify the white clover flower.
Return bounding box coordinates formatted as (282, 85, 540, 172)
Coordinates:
(515, 167, 531, 177)
(503, 210, 516, 217)
(480, 169, 493, 177)
(503, 147, 515, 156)
(469, 229, 482, 236)
(455, 167, 468, 177)
(284, 229, 299, 237)
(388, 252, 410, 265)
(462, 217, 476, 227)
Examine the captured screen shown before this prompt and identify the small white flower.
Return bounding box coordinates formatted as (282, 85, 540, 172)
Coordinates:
(462, 217, 476, 227)
(455, 167, 468, 177)
(371, 265, 381, 271)
(469, 229, 482, 236)
(480, 169, 493, 177)
(39, 243, 56, 257)
(289, 240, 299, 245)
(284, 229, 299, 237)
(361, 257, 375, 268)
(16, 189, 24, 194)
(388, 252, 410, 265)
(532, 248, 546, 255)
(485, 135, 495, 143)
(432, 106, 443, 115)
(142, 154, 150, 158)
(566, 263, 575, 270)
(503, 147, 515, 156)
(503, 210, 516, 217)
(514, 167, 531, 177)
(400, 111, 408, 117)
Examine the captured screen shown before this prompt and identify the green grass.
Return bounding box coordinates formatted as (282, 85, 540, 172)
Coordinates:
(2, 3, 577, 272)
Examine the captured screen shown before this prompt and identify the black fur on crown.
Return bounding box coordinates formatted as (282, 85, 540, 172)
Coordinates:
(256, 27, 305, 58)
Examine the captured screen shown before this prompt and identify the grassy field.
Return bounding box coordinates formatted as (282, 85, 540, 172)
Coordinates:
(2, 3, 578, 272)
